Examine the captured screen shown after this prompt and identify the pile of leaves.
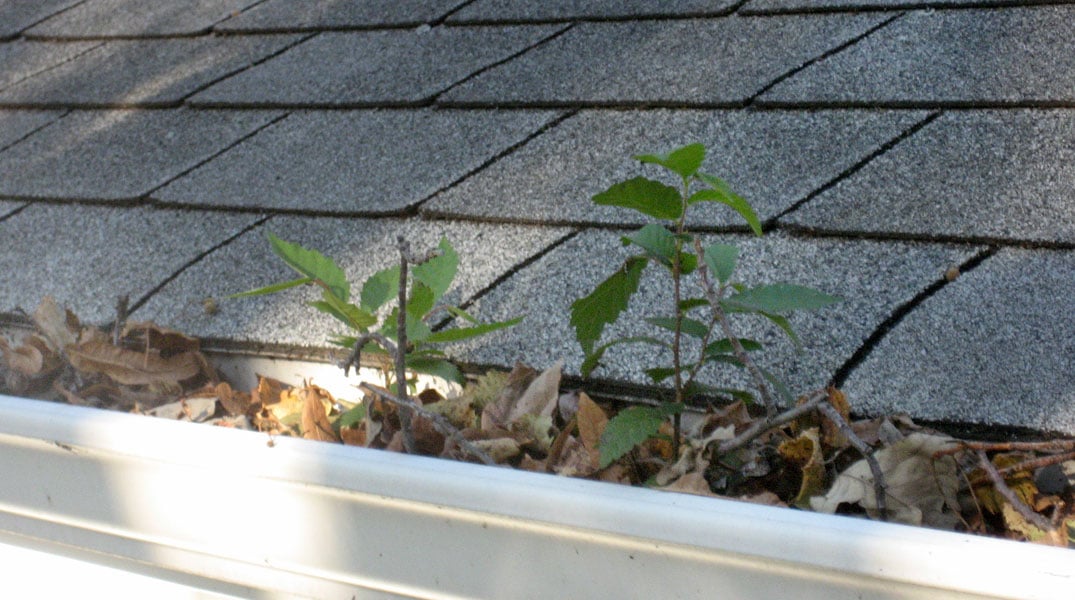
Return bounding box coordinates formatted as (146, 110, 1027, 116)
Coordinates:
(3, 297, 1075, 548)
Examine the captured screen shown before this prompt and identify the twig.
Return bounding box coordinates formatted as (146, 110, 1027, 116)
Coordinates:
(693, 240, 776, 415)
(360, 383, 496, 466)
(975, 449, 1055, 533)
(338, 332, 399, 377)
(817, 400, 888, 521)
(112, 294, 128, 347)
(395, 236, 417, 455)
(716, 390, 827, 455)
(935, 439, 1075, 458)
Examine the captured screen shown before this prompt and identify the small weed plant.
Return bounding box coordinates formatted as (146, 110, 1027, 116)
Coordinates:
(569, 143, 840, 466)
(234, 233, 521, 391)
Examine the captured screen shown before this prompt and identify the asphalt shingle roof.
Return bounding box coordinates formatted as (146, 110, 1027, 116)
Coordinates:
(1, 0, 1073, 435)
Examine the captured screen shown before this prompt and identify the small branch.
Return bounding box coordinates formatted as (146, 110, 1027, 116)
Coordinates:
(976, 449, 1055, 534)
(338, 332, 399, 377)
(817, 400, 887, 521)
(716, 390, 827, 455)
(360, 383, 496, 466)
(112, 294, 129, 346)
(395, 235, 417, 454)
(693, 240, 775, 415)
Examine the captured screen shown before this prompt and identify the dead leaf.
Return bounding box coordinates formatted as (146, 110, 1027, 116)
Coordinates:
(576, 392, 608, 466)
(810, 433, 961, 527)
(301, 386, 339, 442)
(778, 428, 826, 508)
(32, 296, 79, 351)
(471, 437, 521, 463)
(552, 435, 597, 478)
(480, 363, 537, 430)
(340, 424, 367, 447)
(211, 382, 253, 417)
(67, 341, 201, 387)
(661, 472, 719, 498)
(121, 321, 200, 355)
(738, 491, 787, 507)
(506, 360, 562, 424)
(150, 397, 216, 422)
(253, 375, 287, 406)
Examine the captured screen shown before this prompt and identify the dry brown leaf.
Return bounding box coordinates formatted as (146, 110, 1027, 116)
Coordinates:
(150, 397, 217, 422)
(552, 435, 597, 478)
(301, 386, 339, 442)
(506, 360, 562, 424)
(738, 491, 787, 507)
(661, 472, 719, 498)
(212, 382, 253, 417)
(810, 433, 961, 527)
(67, 341, 201, 387)
(340, 424, 367, 447)
(518, 453, 547, 472)
(576, 392, 608, 465)
(254, 376, 288, 406)
(471, 437, 521, 463)
(480, 362, 537, 430)
(121, 321, 200, 354)
(778, 428, 826, 508)
(32, 296, 79, 351)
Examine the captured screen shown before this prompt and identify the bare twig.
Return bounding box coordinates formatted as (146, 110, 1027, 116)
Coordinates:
(975, 449, 1055, 533)
(360, 383, 496, 466)
(693, 239, 776, 415)
(395, 236, 417, 454)
(716, 390, 827, 455)
(817, 400, 888, 521)
(112, 294, 128, 346)
(338, 332, 399, 377)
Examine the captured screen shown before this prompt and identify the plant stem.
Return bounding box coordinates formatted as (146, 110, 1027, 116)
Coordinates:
(817, 400, 887, 521)
(395, 236, 417, 454)
(716, 390, 827, 455)
(975, 449, 1055, 534)
(669, 177, 691, 459)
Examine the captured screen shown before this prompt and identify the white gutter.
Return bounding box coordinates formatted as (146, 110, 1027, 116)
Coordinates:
(0, 394, 1070, 599)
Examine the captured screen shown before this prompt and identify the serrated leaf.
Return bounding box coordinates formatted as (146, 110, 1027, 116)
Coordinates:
(691, 174, 762, 236)
(309, 292, 376, 331)
(703, 243, 738, 284)
(633, 143, 705, 179)
(360, 266, 399, 313)
(599, 404, 681, 468)
(704, 338, 762, 355)
(268, 233, 350, 301)
(412, 238, 458, 303)
(644, 367, 676, 383)
(592, 176, 683, 221)
(581, 335, 668, 378)
(407, 281, 435, 318)
(646, 316, 710, 338)
(724, 284, 840, 315)
(406, 356, 464, 385)
(425, 316, 523, 344)
(622, 224, 696, 273)
(571, 256, 647, 355)
(228, 276, 311, 299)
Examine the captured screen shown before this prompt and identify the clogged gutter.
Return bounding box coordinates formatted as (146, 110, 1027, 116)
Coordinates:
(2, 294, 1074, 549)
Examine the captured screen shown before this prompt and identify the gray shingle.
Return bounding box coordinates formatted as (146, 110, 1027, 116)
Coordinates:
(760, 7, 1075, 106)
(0, 35, 300, 107)
(25, 0, 262, 38)
(0, 109, 282, 201)
(0, 0, 81, 40)
(783, 110, 1075, 243)
(136, 216, 571, 348)
(0, 40, 101, 91)
(0, 110, 64, 150)
(426, 109, 929, 226)
(155, 109, 561, 213)
(441, 14, 889, 106)
(843, 248, 1075, 435)
(451, 230, 979, 394)
(216, 0, 464, 32)
(448, 0, 738, 22)
(0, 204, 258, 323)
(742, 0, 1065, 13)
(190, 26, 563, 107)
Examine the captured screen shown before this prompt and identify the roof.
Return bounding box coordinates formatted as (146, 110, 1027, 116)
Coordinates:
(1, 0, 1073, 434)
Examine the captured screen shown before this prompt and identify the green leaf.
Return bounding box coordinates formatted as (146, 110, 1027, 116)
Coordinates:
(267, 233, 350, 301)
(406, 356, 464, 385)
(646, 316, 710, 338)
(412, 238, 458, 303)
(571, 256, 647, 355)
(580, 335, 668, 379)
(724, 284, 841, 315)
(703, 243, 738, 284)
(678, 297, 710, 311)
(360, 266, 399, 313)
(444, 305, 480, 324)
(633, 143, 705, 179)
(691, 174, 762, 236)
(598, 403, 683, 468)
(759, 367, 795, 407)
(683, 381, 754, 403)
(338, 403, 367, 429)
(309, 293, 377, 331)
(407, 281, 435, 318)
(592, 176, 683, 221)
(425, 316, 524, 344)
(644, 367, 677, 383)
(622, 224, 696, 273)
(227, 276, 312, 299)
